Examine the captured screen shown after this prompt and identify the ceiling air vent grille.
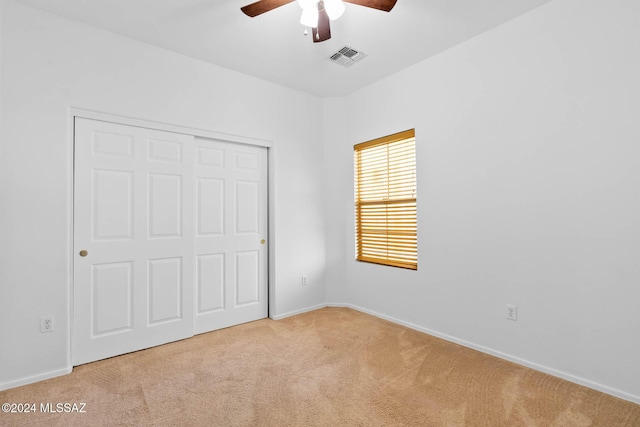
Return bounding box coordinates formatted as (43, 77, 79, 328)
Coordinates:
(330, 46, 367, 67)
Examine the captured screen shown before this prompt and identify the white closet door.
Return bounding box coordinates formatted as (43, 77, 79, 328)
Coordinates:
(73, 118, 195, 365)
(194, 138, 268, 334)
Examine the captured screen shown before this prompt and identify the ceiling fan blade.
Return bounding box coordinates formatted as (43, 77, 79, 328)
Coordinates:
(312, 3, 331, 43)
(241, 0, 295, 17)
(343, 0, 397, 12)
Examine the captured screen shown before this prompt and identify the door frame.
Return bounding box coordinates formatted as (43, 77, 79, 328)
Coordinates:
(68, 107, 274, 366)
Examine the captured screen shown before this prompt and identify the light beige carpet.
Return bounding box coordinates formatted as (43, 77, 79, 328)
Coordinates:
(0, 307, 638, 426)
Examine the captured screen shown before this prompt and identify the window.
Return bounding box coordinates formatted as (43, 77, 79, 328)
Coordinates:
(354, 129, 417, 270)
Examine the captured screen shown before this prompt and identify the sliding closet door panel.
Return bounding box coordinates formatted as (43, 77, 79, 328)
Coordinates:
(74, 118, 194, 365)
(194, 138, 268, 334)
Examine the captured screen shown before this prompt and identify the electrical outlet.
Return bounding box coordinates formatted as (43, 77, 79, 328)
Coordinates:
(301, 275, 309, 286)
(41, 315, 55, 332)
(506, 304, 517, 321)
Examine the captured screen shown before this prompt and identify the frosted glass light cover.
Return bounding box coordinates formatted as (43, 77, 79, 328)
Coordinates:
(325, 0, 345, 20)
(300, 7, 319, 27)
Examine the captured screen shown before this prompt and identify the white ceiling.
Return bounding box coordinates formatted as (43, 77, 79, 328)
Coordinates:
(15, 0, 551, 97)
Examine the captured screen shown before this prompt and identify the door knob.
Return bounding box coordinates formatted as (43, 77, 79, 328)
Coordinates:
(79, 250, 88, 257)
(260, 239, 266, 245)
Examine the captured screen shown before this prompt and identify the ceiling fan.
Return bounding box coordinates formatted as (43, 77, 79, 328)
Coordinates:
(241, 0, 398, 43)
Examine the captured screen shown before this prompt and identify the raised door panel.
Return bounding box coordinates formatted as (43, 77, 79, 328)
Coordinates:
(197, 254, 225, 314)
(197, 178, 224, 236)
(148, 173, 182, 238)
(148, 257, 183, 324)
(235, 181, 259, 235)
(92, 131, 134, 159)
(91, 262, 133, 336)
(148, 139, 183, 164)
(92, 170, 134, 241)
(236, 251, 259, 305)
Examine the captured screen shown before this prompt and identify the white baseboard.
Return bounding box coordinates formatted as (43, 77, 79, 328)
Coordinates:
(0, 366, 72, 392)
(325, 303, 640, 405)
(270, 303, 328, 320)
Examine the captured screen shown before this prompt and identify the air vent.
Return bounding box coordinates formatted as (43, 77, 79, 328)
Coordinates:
(330, 46, 367, 67)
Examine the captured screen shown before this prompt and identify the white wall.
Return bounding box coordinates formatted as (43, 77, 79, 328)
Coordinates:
(322, 97, 350, 305)
(0, 0, 326, 389)
(327, 0, 640, 402)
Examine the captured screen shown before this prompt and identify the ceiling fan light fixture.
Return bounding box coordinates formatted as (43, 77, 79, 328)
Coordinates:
(324, 0, 345, 20)
(300, 7, 319, 28)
